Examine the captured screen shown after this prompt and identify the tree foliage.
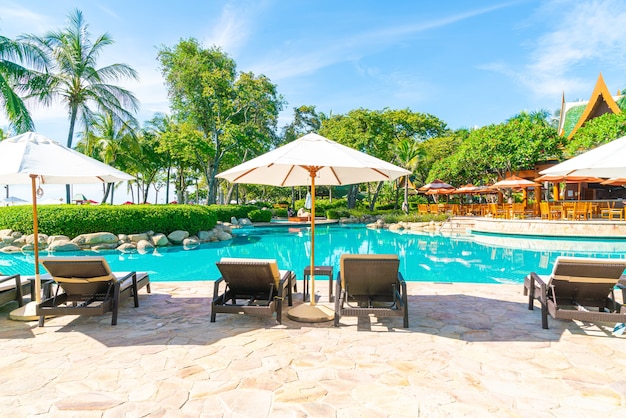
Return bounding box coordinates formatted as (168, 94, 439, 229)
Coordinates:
(157, 39, 285, 204)
(566, 112, 626, 156)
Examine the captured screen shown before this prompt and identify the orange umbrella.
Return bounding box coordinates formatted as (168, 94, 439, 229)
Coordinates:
(601, 178, 626, 186)
(534, 174, 603, 183)
(419, 179, 455, 192)
(490, 175, 539, 190)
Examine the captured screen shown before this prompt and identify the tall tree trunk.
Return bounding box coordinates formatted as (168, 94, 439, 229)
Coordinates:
(368, 182, 384, 211)
(347, 184, 359, 209)
(65, 105, 79, 204)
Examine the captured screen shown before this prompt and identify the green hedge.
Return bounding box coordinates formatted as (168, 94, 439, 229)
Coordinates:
(248, 209, 273, 222)
(207, 204, 258, 222)
(0, 205, 218, 237)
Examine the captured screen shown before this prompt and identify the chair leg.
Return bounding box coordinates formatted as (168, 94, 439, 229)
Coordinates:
(111, 282, 120, 325)
(539, 283, 549, 329)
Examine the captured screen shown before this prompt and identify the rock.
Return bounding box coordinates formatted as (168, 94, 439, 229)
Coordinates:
(150, 233, 170, 247)
(91, 243, 119, 251)
(216, 230, 232, 241)
(197, 230, 211, 241)
(230, 216, 238, 225)
(239, 218, 253, 226)
(48, 241, 81, 252)
(388, 223, 403, 231)
(183, 236, 200, 250)
(118, 234, 129, 243)
(1, 245, 22, 253)
(167, 230, 189, 245)
(129, 233, 149, 243)
(47, 235, 70, 245)
(117, 243, 137, 254)
(25, 233, 49, 245)
(137, 239, 154, 254)
(72, 232, 119, 248)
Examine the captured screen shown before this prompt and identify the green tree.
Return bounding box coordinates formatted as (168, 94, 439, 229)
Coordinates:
(158, 39, 284, 204)
(22, 9, 139, 203)
(320, 108, 446, 209)
(430, 111, 563, 186)
(281, 105, 324, 142)
(0, 34, 46, 133)
(395, 138, 423, 212)
(566, 112, 626, 156)
(76, 112, 140, 203)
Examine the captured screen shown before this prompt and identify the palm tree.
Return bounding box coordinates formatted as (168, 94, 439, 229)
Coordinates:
(76, 112, 140, 203)
(0, 34, 46, 133)
(395, 139, 423, 213)
(21, 9, 139, 203)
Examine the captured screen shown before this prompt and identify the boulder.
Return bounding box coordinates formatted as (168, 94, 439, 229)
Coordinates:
(137, 239, 154, 254)
(26, 233, 49, 245)
(239, 218, 253, 226)
(167, 230, 189, 245)
(117, 243, 137, 254)
(197, 230, 211, 241)
(91, 243, 119, 251)
(129, 233, 150, 243)
(216, 230, 232, 241)
(0, 229, 12, 237)
(72, 232, 118, 248)
(47, 235, 70, 245)
(150, 233, 170, 247)
(1, 245, 22, 253)
(48, 241, 81, 252)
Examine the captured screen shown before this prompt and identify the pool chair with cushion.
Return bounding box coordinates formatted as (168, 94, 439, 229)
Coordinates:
(36, 256, 150, 327)
(334, 254, 408, 328)
(524, 256, 626, 329)
(0, 273, 29, 308)
(211, 258, 294, 324)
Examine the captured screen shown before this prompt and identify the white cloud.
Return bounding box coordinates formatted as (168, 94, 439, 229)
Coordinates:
(201, 1, 269, 53)
(490, 0, 626, 97)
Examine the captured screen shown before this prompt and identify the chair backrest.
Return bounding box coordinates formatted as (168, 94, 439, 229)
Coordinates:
(216, 258, 281, 295)
(549, 256, 626, 301)
(339, 254, 400, 297)
(41, 256, 115, 295)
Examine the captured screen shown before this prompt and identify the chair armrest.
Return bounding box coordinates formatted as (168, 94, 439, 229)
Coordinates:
(0, 274, 20, 284)
(213, 277, 226, 301)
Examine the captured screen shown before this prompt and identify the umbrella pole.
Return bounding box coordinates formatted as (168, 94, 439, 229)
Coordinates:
(287, 169, 333, 323)
(310, 177, 316, 306)
(9, 175, 42, 321)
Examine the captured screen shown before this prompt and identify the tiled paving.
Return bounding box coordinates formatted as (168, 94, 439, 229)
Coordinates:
(1, 281, 626, 417)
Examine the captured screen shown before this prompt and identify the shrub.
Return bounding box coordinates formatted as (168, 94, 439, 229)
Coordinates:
(273, 208, 288, 217)
(207, 204, 257, 222)
(247, 209, 273, 222)
(0, 205, 217, 237)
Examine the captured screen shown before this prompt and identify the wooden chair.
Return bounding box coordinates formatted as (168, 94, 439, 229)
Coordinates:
(212, 258, 294, 324)
(37, 257, 147, 326)
(524, 257, 626, 329)
(334, 254, 408, 328)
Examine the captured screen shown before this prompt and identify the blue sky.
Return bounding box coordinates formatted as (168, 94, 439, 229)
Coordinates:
(2, 0, 626, 202)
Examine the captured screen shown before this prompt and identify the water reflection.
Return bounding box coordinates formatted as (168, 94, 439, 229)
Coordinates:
(1, 225, 625, 284)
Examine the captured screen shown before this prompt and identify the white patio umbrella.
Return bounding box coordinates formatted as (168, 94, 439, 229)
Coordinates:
(540, 135, 626, 178)
(0, 132, 134, 320)
(217, 132, 410, 322)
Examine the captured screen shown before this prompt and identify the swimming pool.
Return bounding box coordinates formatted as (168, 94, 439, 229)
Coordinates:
(2, 224, 626, 284)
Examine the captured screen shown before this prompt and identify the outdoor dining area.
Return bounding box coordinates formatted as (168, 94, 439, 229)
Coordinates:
(416, 135, 626, 222)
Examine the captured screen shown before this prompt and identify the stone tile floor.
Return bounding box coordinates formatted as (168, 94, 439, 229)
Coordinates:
(1, 281, 626, 417)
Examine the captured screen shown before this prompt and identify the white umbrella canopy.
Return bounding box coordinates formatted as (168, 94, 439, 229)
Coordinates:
(0, 132, 134, 184)
(217, 132, 410, 322)
(217, 133, 410, 186)
(540, 135, 626, 178)
(0, 132, 134, 321)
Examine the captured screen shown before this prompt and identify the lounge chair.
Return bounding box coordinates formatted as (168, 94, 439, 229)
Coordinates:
(0, 273, 29, 308)
(524, 256, 626, 329)
(211, 258, 294, 324)
(36, 257, 150, 327)
(334, 254, 409, 328)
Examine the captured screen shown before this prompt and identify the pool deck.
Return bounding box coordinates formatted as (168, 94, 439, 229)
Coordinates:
(2, 281, 626, 416)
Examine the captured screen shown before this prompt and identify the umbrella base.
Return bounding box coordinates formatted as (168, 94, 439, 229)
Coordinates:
(287, 303, 334, 323)
(9, 301, 39, 321)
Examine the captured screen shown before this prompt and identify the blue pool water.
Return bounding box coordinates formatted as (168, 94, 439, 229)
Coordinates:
(2, 224, 626, 284)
